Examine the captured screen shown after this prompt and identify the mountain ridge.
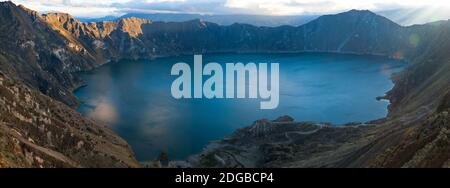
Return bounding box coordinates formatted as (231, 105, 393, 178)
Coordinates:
(76, 7, 450, 27)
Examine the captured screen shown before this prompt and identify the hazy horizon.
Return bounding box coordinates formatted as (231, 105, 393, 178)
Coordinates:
(2, 0, 450, 26)
(2, 0, 450, 17)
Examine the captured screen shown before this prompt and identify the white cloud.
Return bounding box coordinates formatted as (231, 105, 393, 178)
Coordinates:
(8, 0, 123, 17)
(4, 0, 450, 17)
(225, 0, 450, 15)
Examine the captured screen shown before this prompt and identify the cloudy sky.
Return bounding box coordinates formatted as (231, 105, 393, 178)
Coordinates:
(4, 0, 450, 18)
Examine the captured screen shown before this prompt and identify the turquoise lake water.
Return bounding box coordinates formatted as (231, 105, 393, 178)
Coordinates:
(74, 53, 404, 161)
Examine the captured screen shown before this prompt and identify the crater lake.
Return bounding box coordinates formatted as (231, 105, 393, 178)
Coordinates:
(74, 53, 405, 161)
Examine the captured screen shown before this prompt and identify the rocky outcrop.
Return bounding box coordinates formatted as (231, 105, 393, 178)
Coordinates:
(181, 117, 375, 168)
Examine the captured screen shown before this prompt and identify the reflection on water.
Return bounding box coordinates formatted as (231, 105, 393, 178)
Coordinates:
(74, 53, 405, 161)
(87, 99, 118, 124)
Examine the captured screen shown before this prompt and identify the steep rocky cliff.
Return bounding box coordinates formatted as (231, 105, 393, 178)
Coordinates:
(0, 2, 99, 107)
(0, 2, 139, 167)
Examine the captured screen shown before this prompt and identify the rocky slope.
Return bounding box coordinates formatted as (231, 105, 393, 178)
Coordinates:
(0, 1, 448, 167)
(0, 2, 139, 167)
(0, 2, 99, 107)
(0, 71, 139, 167)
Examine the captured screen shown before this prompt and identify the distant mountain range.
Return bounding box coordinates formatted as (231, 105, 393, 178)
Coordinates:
(77, 7, 450, 27)
(79, 13, 318, 27)
(0, 1, 448, 167)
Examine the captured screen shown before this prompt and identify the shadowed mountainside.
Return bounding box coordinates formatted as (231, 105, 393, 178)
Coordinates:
(0, 1, 448, 167)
